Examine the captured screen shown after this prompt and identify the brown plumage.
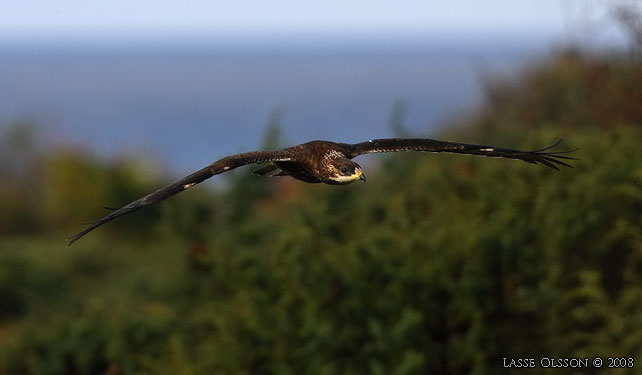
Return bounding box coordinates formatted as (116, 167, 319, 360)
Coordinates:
(67, 137, 576, 246)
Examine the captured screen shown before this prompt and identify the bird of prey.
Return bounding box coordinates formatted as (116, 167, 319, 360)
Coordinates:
(67, 137, 576, 246)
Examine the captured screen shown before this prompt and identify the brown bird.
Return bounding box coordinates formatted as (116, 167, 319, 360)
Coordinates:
(67, 137, 576, 246)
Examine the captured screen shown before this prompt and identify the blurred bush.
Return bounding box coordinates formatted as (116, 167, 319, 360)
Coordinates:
(0, 123, 166, 241)
(0, 123, 46, 234)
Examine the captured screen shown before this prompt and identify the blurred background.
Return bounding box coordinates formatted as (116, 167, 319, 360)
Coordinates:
(1, 1, 642, 374)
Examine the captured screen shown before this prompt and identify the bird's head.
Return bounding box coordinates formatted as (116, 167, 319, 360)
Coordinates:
(326, 159, 366, 185)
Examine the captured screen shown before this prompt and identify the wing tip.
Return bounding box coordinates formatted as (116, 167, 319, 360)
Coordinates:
(531, 139, 578, 170)
(66, 227, 93, 247)
(66, 234, 82, 247)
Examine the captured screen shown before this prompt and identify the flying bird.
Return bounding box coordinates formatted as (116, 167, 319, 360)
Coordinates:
(67, 137, 576, 246)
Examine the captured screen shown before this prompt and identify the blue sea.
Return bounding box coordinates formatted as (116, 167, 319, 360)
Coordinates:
(0, 36, 550, 174)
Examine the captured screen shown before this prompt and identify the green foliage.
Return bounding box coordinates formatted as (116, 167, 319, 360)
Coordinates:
(471, 50, 642, 139)
(0, 123, 46, 234)
(2, 48, 642, 374)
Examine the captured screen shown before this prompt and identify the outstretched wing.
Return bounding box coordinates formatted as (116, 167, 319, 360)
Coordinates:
(67, 150, 293, 246)
(346, 138, 577, 169)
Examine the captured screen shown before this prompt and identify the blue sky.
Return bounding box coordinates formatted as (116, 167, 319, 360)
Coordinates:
(1, 0, 571, 39)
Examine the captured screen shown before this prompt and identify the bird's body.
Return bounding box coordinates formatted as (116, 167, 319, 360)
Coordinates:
(251, 140, 361, 184)
(67, 137, 576, 246)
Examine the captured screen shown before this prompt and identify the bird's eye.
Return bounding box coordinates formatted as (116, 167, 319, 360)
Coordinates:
(340, 167, 348, 174)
